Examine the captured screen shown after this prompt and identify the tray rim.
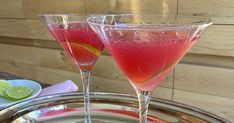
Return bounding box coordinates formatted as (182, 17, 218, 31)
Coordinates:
(0, 92, 231, 123)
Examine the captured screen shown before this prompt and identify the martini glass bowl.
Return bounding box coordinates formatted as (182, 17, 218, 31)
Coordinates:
(88, 14, 212, 123)
(40, 14, 104, 123)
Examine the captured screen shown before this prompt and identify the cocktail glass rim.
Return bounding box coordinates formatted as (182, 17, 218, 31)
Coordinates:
(87, 14, 213, 29)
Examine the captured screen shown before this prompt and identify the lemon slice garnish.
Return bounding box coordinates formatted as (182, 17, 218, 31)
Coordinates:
(69, 41, 101, 56)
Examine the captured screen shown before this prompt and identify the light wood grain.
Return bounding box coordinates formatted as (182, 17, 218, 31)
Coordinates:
(178, 0, 234, 24)
(86, 0, 177, 15)
(0, 19, 32, 39)
(33, 47, 77, 71)
(0, 42, 81, 71)
(0, 43, 34, 65)
(0, 37, 34, 46)
(0, 42, 65, 70)
(175, 64, 234, 98)
(0, 43, 75, 71)
(33, 39, 60, 49)
(211, 16, 234, 25)
(26, 20, 55, 40)
(179, 0, 234, 16)
(189, 25, 234, 57)
(152, 87, 173, 100)
(174, 89, 234, 122)
(181, 54, 234, 69)
(0, 59, 36, 80)
(35, 66, 83, 90)
(22, 0, 85, 18)
(92, 75, 134, 94)
(0, 37, 61, 50)
(0, 0, 24, 18)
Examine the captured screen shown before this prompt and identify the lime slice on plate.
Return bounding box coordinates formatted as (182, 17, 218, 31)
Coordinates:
(0, 80, 11, 96)
(5, 86, 33, 101)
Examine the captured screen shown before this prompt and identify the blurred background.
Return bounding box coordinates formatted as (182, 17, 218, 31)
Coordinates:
(0, 0, 234, 121)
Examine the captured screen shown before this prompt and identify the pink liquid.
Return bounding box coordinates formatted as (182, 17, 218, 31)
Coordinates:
(49, 22, 104, 70)
(105, 30, 198, 91)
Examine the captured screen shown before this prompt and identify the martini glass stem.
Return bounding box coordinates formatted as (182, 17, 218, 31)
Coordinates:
(136, 90, 151, 123)
(80, 69, 91, 123)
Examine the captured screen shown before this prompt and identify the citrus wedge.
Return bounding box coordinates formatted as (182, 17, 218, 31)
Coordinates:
(0, 80, 11, 96)
(5, 86, 33, 101)
(69, 41, 101, 56)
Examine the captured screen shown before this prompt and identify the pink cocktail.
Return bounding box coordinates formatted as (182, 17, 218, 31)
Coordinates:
(49, 22, 104, 70)
(40, 14, 104, 123)
(88, 14, 212, 123)
(108, 30, 197, 91)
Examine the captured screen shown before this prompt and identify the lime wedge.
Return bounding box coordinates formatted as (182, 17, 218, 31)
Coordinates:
(5, 86, 33, 101)
(0, 80, 11, 96)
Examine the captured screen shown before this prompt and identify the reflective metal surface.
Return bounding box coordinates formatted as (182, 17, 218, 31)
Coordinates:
(0, 93, 230, 123)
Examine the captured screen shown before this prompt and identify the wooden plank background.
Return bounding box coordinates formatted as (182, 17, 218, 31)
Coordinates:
(0, 0, 233, 122)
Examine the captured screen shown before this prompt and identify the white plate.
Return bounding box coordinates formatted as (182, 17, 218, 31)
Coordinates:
(0, 79, 42, 108)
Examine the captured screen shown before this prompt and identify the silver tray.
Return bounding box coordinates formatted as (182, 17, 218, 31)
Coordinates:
(0, 92, 230, 123)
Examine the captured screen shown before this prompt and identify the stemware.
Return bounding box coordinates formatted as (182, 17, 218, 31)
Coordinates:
(88, 14, 212, 123)
(40, 14, 104, 123)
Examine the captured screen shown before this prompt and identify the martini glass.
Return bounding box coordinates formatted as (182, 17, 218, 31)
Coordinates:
(88, 14, 212, 123)
(40, 14, 104, 123)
